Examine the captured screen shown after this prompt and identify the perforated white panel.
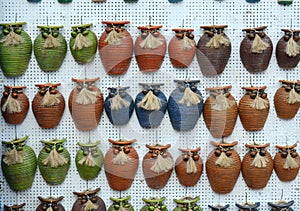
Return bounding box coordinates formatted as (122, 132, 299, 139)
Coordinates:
(1, 0, 300, 210)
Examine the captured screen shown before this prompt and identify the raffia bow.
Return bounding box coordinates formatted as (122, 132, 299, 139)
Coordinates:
(151, 154, 173, 173)
(75, 87, 100, 105)
(251, 33, 269, 53)
(182, 35, 195, 50)
(288, 87, 300, 104)
(205, 33, 230, 49)
(78, 152, 97, 167)
(140, 33, 163, 49)
(285, 35, 300, 57)
(119, 206, 129, 211)
(42, 148, 68, 168)
(104, 28, 124, 45)
(212, 93, 235, 111)
(110, 93, 130, 110)
(0, 29, 22, 46)
(251, 94, 268, 110)
(42, 90, 61, 106)
(3, 147, 24, 165)
(137, 90, 161, 111)
(284, 153, 299, 169)
(44, 34, 60, 48)
(1, 92, 22, 114)
(215, 151, 232, 168)
(178, 87, 201, 107)
(84, 199, 98, 211)
(112, 149, 131, 165)
(186, 155, 197, 174)
(46, 205, 53, 211)
(251, 151, 269, 168)
(72, 33, 92, 50)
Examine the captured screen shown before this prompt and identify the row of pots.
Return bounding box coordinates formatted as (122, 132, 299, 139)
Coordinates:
(2, 136, 299, 195)
(1, 22, 299, 78)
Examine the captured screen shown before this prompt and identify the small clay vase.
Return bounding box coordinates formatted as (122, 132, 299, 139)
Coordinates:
(242, 143, 273, 189)
(274, 80, 300, 119)
(135, 83, 167, 128)
(238, 86, 269, 131)
(32, 83, 65, 128)
(203, 85, 238, 138)
(276, 29, 300, 68)
(235, 202, 260, 211)
(36, 196, 65, 211)
(268, 200, 294, 211)
(142, 144, 173, 189)
(4, 203, 26, 211)
(99, 21, 133, 75)
(168, 28, 196, 68)
(173, 196, 201, 211)
(1, 85, 29, 125)
(208, 204, 230, 211)
(68, 77, 104, 131)
(104, 139, 139, 191)
(206, 141, 241, 194)
(134, 25, 166, 72)
(108, 195, 134, 211)
(196, 25, 231, 76)
(240, 26, 273, 73)
(141, 197, 167, 211)
(72, 188, 106, 211)
(274, 143, 300, 182)
(175, 147, 203, 187)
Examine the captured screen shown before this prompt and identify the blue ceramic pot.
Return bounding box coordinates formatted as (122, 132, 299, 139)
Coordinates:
(135, 83, 167, 128)
(104, 87, 134, 126)
(168, 0, 183, 2)
(235, 202, 260, 211)
(27, 0, 42, 2)
(268, 200, 294, 211)
(168, 80, 203, 131)
(208, 204, 229, 211)
(245, 0, 260, 2)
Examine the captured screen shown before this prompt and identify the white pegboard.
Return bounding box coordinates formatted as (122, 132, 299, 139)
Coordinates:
(1, 0, 300, 210)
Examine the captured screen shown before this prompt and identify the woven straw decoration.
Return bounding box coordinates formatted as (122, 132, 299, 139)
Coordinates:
(72, 188, 106, 211)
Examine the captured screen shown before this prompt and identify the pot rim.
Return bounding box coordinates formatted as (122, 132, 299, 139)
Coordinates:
(242, 26, 267, 32)
(279, 79, 300, 85)
(173, 196, 200, 204)
(137, 25, 163, 30)
(242, 86, 267, 91)
(245, 143, 270, 149)
(40, 138, 66, 145)
(172, 28, 194, 32)
(178, 147, 201, 153)
(71, 23, 93, 29)
(210, 141, 238, 147)
(37, 25, 64, 29)
(77, 141, 101, 147)
(146, 144, 171, 150)
(4, 85, 27, 90)
(200, 24, 228, 30)
(4, 203, 26, 209)
(2, 135, 28, 145)
(72, 77, 100, 83)
(102, 20, 130, 25)
(174, 79, 200, 83)
(35, 83, 61, 88)
(276, 143, 297, 150)
(108, 138, 136, 145)
(0, 22, 27, 27)
(38, 196, 64, 203)
(206, 85, 232, 91)
(73, 187, 100, 196)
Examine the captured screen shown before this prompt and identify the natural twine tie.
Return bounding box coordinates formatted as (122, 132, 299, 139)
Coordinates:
(182, 35, 195, 50)
(2, 93, 22, 114)
(3, 147, 24, 165)
(186, 155, 197, 174)
(0, 29, 22, 46)
(212, 93, 235, 111)
(137, 90, 162, 111)
(215, 151, 232, 168)
(178, 87, 201, 107)
(140, 33, 163, 49)
(251, 34, 269, 53)
(42, 148, 68, 168)
(288, 88, 300, 104)
(104, 29, 124, 45)
(284, 153, 299, 169)
(42, 90, 61, 106)
(44, 34, 60, 48)
(205, 33, 230, 49)
(119, 206, 128, 211)
(46, 205, 53, 211)
(78, 152, 96, 167)
(251, 152, 268, 168)
(251, 94, 269, 110)
(151, 154, 173, 174)
(75, 87, 100, 105)
(112, 150, 131, 165)
(72, 33, 92, 50)
(285, 36, 300, 57)
(84, 199, 98, 211)
(110, 93, 130, 110)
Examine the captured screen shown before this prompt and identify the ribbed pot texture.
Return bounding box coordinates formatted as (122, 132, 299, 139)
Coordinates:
(276, 36, 300, 69)
(274, 152, 300, 181)
(274, 87, 299, 119)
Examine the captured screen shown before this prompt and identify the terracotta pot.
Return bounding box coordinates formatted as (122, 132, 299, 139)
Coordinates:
(68, 77, 104, 131)
(32, 83, 65, 128)
(242, 143, 273, 189)
(203, 85, 238, 138)
(208, 204, 230, 211)
(274, 143, 300, 182)
(235, 202, 260, 211)
(134, 25, 166, 72)
(135, 83, 167, 128)
(104, 86, 134, 126)
(108, 195, 134, 211)
(72, 188, 106, 211)
(240, 26, 273, 73)
(141, 197, 167, 211)
(167, 80, 204, 131)
(168, 28, 196, 68)
(1, 85, 29, 125)
(99, 21, 133, 75)
(36, 196, 65, 211)
(173, 196, 201, 211)
(206, 141, 241, 194)
(142, 144, 173, 189)
(238, 86, 269, 131)
(104, 139, 139, 191)
(175, 147, 203, 187)
(276, 29, 300, 68)
(274, 80, 300, 119)
(268, 200, 294, 210)
(196, 25, 231, 76)
(4, 203, 26, 211)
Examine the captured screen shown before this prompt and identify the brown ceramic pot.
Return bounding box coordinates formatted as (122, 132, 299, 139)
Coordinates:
(274, 80, 300, 119)
(72, 188, 106, 211)
(36, 196, 65, 211)
(274, 143, 300, 182)
(104, 139, 139, 191)
(175, 147, 203, 187)
(242, 143, 273, 189)
(1, 85, 29, 125)
(99, 21, 133, 75)
(134, 25, 166, 72)
(203, 85, 238, 138)
(238, 86, 269, 131)
(4, 203, 26, 211)
(142, 144, 173, 189)
(206, 141, 241, 194)
(68, 77, 104, 131)
(168, 28, 196, 68)
(32, 83, 65, 128)
(196, 25, 231, 76)
(240, 26, 273, 73)
(276, 29, 300, 69)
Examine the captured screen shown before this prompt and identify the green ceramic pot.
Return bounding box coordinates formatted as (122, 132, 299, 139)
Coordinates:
(141, 197, 167, 211)
(173, 196, 202, 211)
(108, 196, 134, 211)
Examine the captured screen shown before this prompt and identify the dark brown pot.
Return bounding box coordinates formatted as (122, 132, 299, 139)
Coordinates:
(203, 85, 238, 138)
(274, 80, 300, 119)
(99, 21, 133, 75)
(68, 77, 104, 131)
(4, 203, 26, 211)
(134, 25, 166, 72)
(142, 144, 173, 189)
(1, 85, 29, 125)
(168, 28, 196, 68)
(274, 143, 300, 182)
(238, 86, 269, 131)
(240, 26, 273, 73)
(276, 29, 300, 69)
(32, 83, 65, 128)
(242, 143, 273, 189)
(104, 139, 139, 191)
(196, 25, 231, 76)
(206, 141, 241, 194)
(175, 147, 203, 187)
(36, 196, 65, 211)
(72, 188, 106, 211)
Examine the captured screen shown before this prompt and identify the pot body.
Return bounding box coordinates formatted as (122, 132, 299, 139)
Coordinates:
(274, 87, 299, 119)
(276, 36, 300, 68)
(274, 152, 300, 181)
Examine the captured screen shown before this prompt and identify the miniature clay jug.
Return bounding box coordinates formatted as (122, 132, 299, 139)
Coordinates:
(72, 188, 106, 211)
(36, 196, 65, 211)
